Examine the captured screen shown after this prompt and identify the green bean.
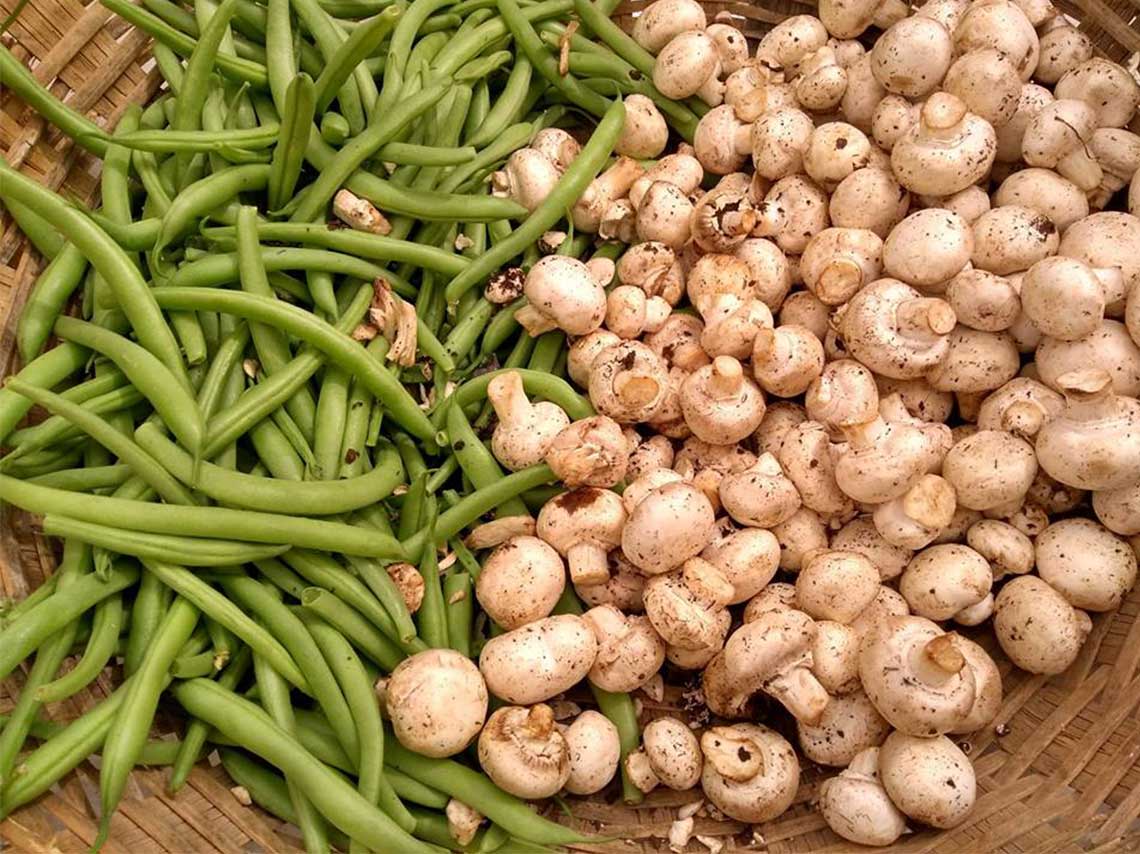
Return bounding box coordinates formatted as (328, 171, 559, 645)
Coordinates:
(385, 738, 594, 846)
(169, 646, 253, 793)
(249, 419, 305, 481)
(316, 5, 401, 115)
(339, 380, 373, 479)
(28, 464, 132, 492)
(203, 282, 370, 456)
(307, 619, 415, 837)
(0, 714, 61, 741)
(0, 343, 86, 442)
(0, 562, 138, 683)
(382, 768, 448, 810)
(32, 592, 122, 703)
(107, 124, 281, 154)
(313, 368, 351, 479)
(223, 576, 360, 761)
(6, 385, 142, 460)
(320, 110, 352, 145)
(152, 40, 186, 90)
(446, 367, 593, 423)
(125, 567, 170, 676)
(291, 0, 370, 132)
(196, 322, 251, 421)
(444, 571, 474, 657)
(4, 192, 64, 260)
(172, 650, 222, 678)
(153, 287, 436, 442)
(142, 560, 309, 690)
(53, 317, 203, 458)
(169, 246, 412, 295)
(402, 464, 555, 562)
(299, 588, 404, 671)
(155, 163, 271, 262)
(16, 244, 88, 362)
(100, 0, 268, 86)
(0, 541, 87, 782)
(466, 58, 532, 148)
(264, 0, 295, 110)
(96, 596, 199, 847)
(446, 98, 625, 301)
(268, 74, 317, 209)
(347, 555, 420, 644)
(0, 575, 58, 629)
(415, 503, 449, 649)
(254, 651, 331, 853)
(527, 330, 563, 373)
(444, 298, 496, 365)
(237, 207, 319, 439)
(5, 378, 198, 506)
(0, 47, 110, 154)
(456, 48, 514, 82)
(375, 0, 453, 116)
(43, 515, 291, 566)
(0, 164, 186, 379)
(133, 149, 174, 214)
(448, 402, 529, 517)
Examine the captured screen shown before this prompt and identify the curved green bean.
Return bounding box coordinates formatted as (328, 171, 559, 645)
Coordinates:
(34, 593, 124, 703)
(17, 245, 88, 362)
(299, 588, 404, 672)
(268, 74, 316, 209)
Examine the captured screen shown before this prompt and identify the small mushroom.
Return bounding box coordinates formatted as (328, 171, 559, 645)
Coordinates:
(628, 716, 703, 793)
(890, 93, 997, 196)
(966, 518, 1035, 579)
(807, 359, 880, 435)
(899, 544, 992, 621)
(622, 481, 716, 575)
(545, 415, 629, 489)
(631, 0, 707, 53)
(994, 576, 1093, 674)
(1054, 58, 1140, 129)
(517, 255, 606, 336)
(475, 536, 566, 631)
(562, 711, 622, 796)
(883, 208, 974, 291)
(818, 0, 908, 39)
(943, 48, 1022, 127)
(1036, 323, 1140, 399)
(773, 508, 831, 571)
(778, 420, 854, 517)
(798, 690, 891, 767)
(952, 0, 1039, 81)
(492, 148, 562, 212)
(582, 605, 665, 694)
(819, 747, 907, 846)
(478, 704, 570, 798)
(873, 474, 958, 550)
(653, 31, 721, 100)
(530, 128, 581, 172)
(1021, 99, 1103, 191)
(801, 227, 884, 306)
(803, 122, 873, 189)
(588, 341, 670, 424)
(944, 269, 1021, 333)
(718, 452, 802, 529)
(445, 800, 483, 846)
(679, 356, 767, 445)
(701, 526, 781, 604)
(699, 724, 800, 823)
(835, 415, 936, 504)
(478, 615, 598, 704)
(1035, 18, 1093, 85)
(616, 94, 669, 159)
(829, 167, 910, 239)
(537, 488, 626, 587)
(810, 620, 863, 696)
(487, 371, 570, 471)
(386, 649, 489, 757)
(691, 177, 758, 253)
(795, 550, 881, 624)
(869, 15, 953, 98)
(878, 732, 976, 828)
(576, 549, 646, 612)
(1036, 518, 1137, 612)
(643, 557, 733, 651)
(942, 430, 1038, 511)
(637, 181, 695, 249)
(953, 637, 1003, 733)
(838, 278, 956, 379)
(859, 616, 977, 736)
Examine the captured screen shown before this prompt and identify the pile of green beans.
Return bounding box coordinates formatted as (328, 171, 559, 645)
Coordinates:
(0, 0, 692, 847)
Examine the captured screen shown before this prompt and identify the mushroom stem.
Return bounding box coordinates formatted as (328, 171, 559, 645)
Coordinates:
(515, 304, 559, 336)
(524, 703, 557, 738)
(920, 93, 968, 139)
(840, 416, 889, 449)
(817, 259, 865, 305)
(897, 298, 957, 340)
(922, 635, 966, 676)
(708, 356, 746, 399)
(568, 542, 611, 586)
(488, 372, 534, 427)
(764, 667, 831, 725)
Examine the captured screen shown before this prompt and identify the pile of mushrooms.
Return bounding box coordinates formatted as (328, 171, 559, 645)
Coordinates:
(390, 0, 1140, 847)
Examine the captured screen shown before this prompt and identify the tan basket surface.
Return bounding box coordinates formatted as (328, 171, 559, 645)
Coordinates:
(2, 0, 1140, 850)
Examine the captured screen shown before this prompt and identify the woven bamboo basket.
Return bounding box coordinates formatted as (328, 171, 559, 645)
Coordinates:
(2, 0, 1140, 850)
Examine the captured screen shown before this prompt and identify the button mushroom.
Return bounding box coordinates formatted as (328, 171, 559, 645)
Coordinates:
(386, 649, 489, 757)
(869, 15, 953, 99)
(679, 356, 766, 445)
(588, 341, 670, 424)
(475, 535, 566, 631)
(942, 429, 1038, 511)
(899, 543, 992, 621)
(859, 616, 977, 736)
(795, 549, 881, 624)
(627, 716, 703, 794)
(798, 689, 891, 767)
(890, 93, 997, 196)
(536, 487, 626, 587)
(582, 604, 666, 692)
(718, 452, 802, 529)
(561, 710, 621, 796)
(878, 731, 976, 828)
(545, 415, 629, 489)
(1035, 518, 1137, 612)
(643, 557, 733, 652)
(486, 371, 570, 472)
(701, 525, 781, 604)
(516, 255, 607, 336)
(873, 473, 958, 550)
(994, 576, 1093, 674)
(882, 208, 974, 291)
(699, 724, 800, 823)
(819, 747, 907, 846)
(838, 278, 956, 379)
(478, 704, 570, 799)
(478, 614, 598, 704)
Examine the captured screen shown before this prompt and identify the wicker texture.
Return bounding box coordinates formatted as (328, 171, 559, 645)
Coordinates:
(2, 0, 1140, 850)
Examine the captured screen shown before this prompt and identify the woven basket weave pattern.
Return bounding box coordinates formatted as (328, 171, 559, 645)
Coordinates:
(2, 0, 1140, 850)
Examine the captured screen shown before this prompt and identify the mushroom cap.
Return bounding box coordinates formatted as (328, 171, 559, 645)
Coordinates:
(622, 481, 715, 574)
(631, 0, 707, 53)
(637, 181, 695, 249)
(966, 518, 1035, 578)
(530, 128, 581, 172)
(523, 255, 607, 335)
(588, 340, 671, 423)
(743, 582, 800, 623)
(718, 453, 802, 530)
(386, 649, 489, 757)
(829, 167, 910, 239)
(537, 488, 627, 562)
(994, 576, 1092, 674)
(831, 515, 913, 581)
(971, 204, 1060, 276)
(545, 415, 629, 488)
(489, 373, 571, 471)
(1059, 211, 1140, 296)
(883, 208, 974, 288)
(478, 614, 598, 704)
(819, 747, 908, 846)
(859, 615, 977, 736)
(1054, 58, 1140, 129)
(1093, 482, 1140, 537)
(878, 732, 977, 828)
(700, 724, 800, 823)
(475, 536, 566, 631)
(795, 550, 880, 623)
(1035, 321, 1140, 401)
(993, 169, 1088, 233)
(943, 48, 1023, 127)
(643, 717, 703, 789)
(583, 605, 666, 692)
(900, 544, 993, 620)
(575, 549, 647, 612)
(952, 0, 1039, 81)
(890, 95, 997, 196)
(942, 430, 1038, 511)
(1036, 518, 1137, 612)
(850, 585, 911, 641)
(653, 31, 720, 100)
(810, 619, 863, 695)
(798, 689, 891, 766)
(478, 704, 570, 799)
(562, 711, 622, 795)
(870, 16, 953, 98)
(701, 526, 781, 604)
(772, 507, 831, 571)
(616, 94, 669, 159)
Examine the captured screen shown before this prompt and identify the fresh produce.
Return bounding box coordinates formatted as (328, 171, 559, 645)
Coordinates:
(1, 0, 1139, 850)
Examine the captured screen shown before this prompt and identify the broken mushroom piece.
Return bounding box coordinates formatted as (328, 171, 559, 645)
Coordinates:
(859, 616, 977, 736)
(994, 576, 1093, 674)
(643, 557, 733, 652)
(487, 372, 570, 471)
(878, 732, 977, 829)
(545, 415, 629, 489)
(478, 615, 597, 704)
(819, 747, 907, 846)
(474, 535, 565, 632)
(386, 649, 489, 757)
(1035, 518, 1138, 612)
(536, 487, 626, 587)
(699, 724, 800, 823)
(562, 711, 622, 796)
(582, 604, 666, 693)
(445, 800, 483, 846)
(478, 704, 570, 799)
(724, 606, 830, 724)
(798, 689, 891, 767)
